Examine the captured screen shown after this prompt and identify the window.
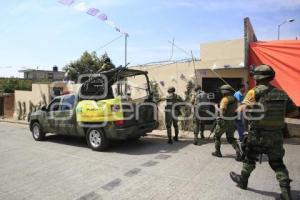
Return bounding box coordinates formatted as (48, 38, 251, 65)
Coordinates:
(124, 76, 149, 100)
(61, 95, 75, 111)
(48, 73, 53, 80)
(47, 98, 61, 112)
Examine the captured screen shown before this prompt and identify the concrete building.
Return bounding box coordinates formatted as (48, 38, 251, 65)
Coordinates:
(19, 66, 65, 82)
(133, 38, 248, 102)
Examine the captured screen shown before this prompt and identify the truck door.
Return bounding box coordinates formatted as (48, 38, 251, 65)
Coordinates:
(59, 94, 77, 135)
(46, 97, 62, 133)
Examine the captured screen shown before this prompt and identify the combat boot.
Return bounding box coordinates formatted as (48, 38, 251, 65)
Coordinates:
(173, 133, 179, 141)
(279, 193, 292, 200)
(174, 128, 179, 142)
(194, 134, 198, 145)
(168, 138, 173, 144)
(212, 151, 222, 158)
(235, 151, 243, 162)
(232, 142, 243, 161)
(200, 131, 205, 139)
(230, 172, 248, 189)
(279, 186, 292, 200)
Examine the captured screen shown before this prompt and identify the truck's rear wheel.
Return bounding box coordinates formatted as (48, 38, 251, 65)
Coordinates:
(86, 128, 109, 151)
(31, 122, 45, 141)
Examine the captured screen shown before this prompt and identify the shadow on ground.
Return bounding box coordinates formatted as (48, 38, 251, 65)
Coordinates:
(46, 134, 87, 148)
(107, 136, 191, 155)
(248, 188, 300, 199)
(44, 134, 191, 155)
(284, 138, 300, 145)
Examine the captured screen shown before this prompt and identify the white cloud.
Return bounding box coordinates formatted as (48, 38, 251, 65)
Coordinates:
(86, 0, 134, 8)
(73, 2, 89, 12)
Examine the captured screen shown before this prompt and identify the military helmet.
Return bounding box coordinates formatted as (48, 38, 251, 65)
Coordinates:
(194, 85, 202, 92)
(219, 84, 234, 94)
(104, 57, 111, 63)
(253, 64, 275, 80)
(167, 86, 175, 93)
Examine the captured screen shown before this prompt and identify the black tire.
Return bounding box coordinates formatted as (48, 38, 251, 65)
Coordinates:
(31, 122, 45, 141)
(128, 136, 141, 141)
(86, 128, 109, 151)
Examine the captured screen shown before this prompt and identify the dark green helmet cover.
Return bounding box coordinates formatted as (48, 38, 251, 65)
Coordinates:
(167, 86, 175, 93)
(253, 64, 275, 80)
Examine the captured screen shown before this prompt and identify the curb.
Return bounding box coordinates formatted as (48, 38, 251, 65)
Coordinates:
(148, 131, 196, 139)
(0, 119, 29, 125)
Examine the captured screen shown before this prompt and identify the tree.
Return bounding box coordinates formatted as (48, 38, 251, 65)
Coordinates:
(0, 79, 31, 93)
(63, 51, 114, 82)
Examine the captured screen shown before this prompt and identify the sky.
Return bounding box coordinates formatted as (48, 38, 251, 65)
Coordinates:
(0, 0, 300, 77)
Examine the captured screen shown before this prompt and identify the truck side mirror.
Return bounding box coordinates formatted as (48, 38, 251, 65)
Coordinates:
(41, 106, 47, 112)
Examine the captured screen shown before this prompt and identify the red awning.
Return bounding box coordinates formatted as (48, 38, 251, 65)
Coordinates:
(249, 40, 300, 106)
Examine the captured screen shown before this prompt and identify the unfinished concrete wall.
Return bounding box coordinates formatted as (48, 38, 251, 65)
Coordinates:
(14, 84, 50, 120)
(200, 39, 244, 63)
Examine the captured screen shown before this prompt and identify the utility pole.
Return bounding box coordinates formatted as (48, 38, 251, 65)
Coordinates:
(125, 34, 128, 67)
(277, 19, 295, 40)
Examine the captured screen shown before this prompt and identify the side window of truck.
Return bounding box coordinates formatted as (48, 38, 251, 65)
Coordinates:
(48, 98, 61, 112)
(61, 95, 75, 111)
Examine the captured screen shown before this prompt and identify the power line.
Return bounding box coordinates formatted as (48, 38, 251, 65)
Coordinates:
(168, 40, 192, 57)
(94, 35, 123, 52)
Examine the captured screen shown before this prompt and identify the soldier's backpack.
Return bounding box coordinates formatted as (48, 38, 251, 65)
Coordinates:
(253, 85, 288, 130)
(195, 91, 209, 110)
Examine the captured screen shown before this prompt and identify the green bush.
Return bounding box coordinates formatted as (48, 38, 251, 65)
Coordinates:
(0, 78, 32, 93)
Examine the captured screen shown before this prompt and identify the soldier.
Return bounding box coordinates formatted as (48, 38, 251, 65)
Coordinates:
(212, 84, 242, 161)
(191, 85, 209, 145)
(230, 65, 299, 200)
(234, 84, 246, 142)
(164, 86, 183, 144)
(100, 56, 115, 72)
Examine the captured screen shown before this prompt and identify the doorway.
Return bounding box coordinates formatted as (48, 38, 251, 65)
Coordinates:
(202, 77, 242, 103)
(0, 96, 4, 116)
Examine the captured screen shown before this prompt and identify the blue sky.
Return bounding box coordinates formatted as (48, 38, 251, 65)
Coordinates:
(0, 0, 300, 77)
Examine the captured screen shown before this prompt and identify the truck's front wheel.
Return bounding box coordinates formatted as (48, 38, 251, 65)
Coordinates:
(31, 122, 45, 141)
(86, 128, 109, 151)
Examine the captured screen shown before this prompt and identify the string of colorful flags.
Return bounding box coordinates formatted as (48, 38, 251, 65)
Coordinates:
(58, 0, 129, 37)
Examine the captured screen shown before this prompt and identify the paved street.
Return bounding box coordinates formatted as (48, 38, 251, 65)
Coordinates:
(0, 122, 300, 200)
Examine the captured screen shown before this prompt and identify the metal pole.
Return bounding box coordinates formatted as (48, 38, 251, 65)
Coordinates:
(190, 51, 198, 84)
(278, 25, 280, 40)
(125, 35, 128, 67)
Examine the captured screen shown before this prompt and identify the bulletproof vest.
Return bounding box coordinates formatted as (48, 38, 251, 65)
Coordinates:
(251, 85, 288, 130)
(165, 93, 179, 110)
(195, 91, 208, 104)
(222, 95, 237, 117)
(195, 91, 209, 111)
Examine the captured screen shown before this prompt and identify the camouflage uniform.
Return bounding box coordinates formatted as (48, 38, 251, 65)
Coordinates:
(191, 86, 209, 144)
(230, 65, 298, 200)
(212, 85, 242, 161)
(164, 87, 183, 144)
(100, 57, 115, 72)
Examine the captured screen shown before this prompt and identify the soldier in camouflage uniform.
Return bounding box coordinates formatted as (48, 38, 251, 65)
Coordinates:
(191, 85, 209, 145)
(230, 65, 299, 200)
(212, 84, 242, 161)
(100, 56, 115, 72)
(164, 86, 183, 144)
